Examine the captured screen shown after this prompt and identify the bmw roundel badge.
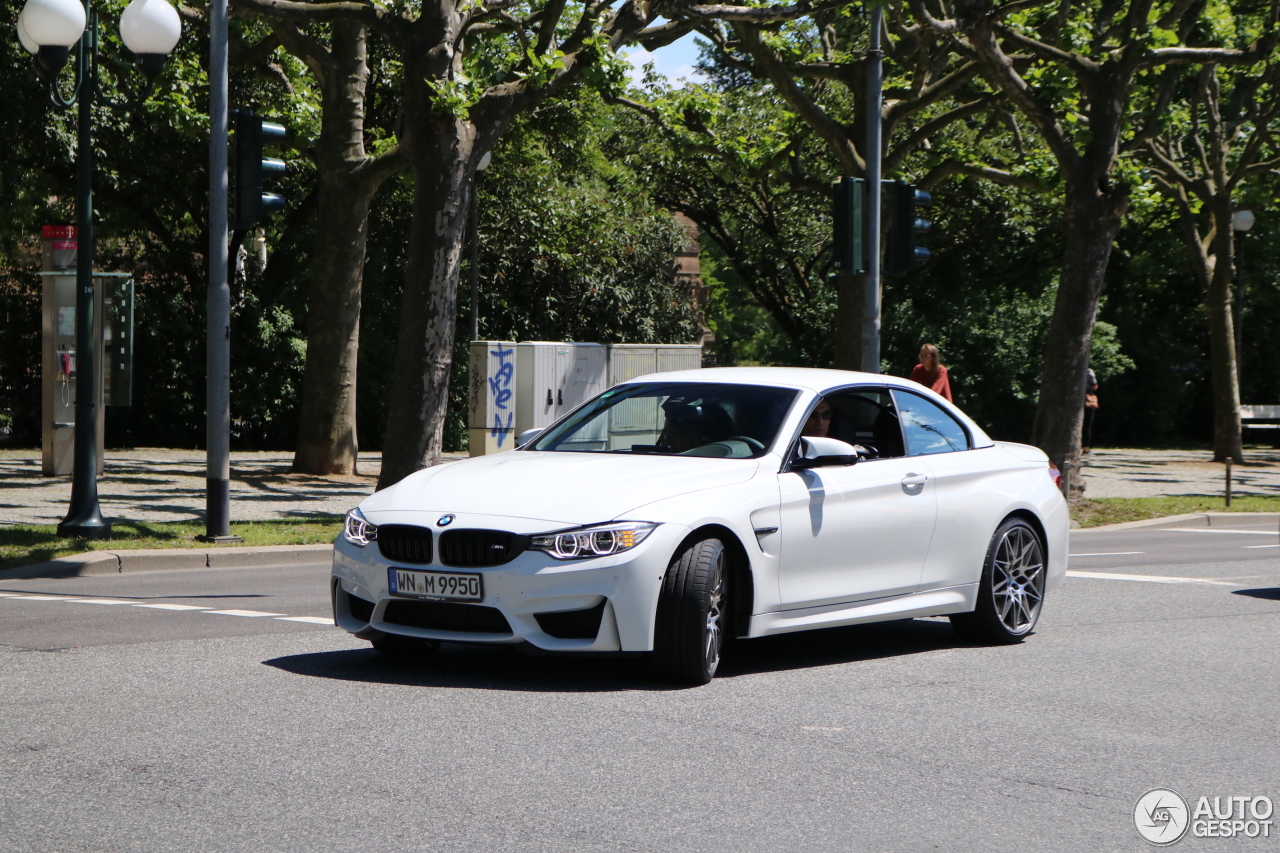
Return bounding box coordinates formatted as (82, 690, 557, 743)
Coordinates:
(437, 514, 455, 527)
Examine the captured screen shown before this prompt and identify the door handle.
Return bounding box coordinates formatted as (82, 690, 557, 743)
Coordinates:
(901, 473, 928, 488)
(557, 388, 563, 406)
(546, 389, 553, 407)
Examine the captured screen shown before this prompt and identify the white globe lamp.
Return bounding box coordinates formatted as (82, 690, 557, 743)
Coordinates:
(17, 9, 40, 55)
(120, 0, 182, 77)
(19, 0, 86, 47)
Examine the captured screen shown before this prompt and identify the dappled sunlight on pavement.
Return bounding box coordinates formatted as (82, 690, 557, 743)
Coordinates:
(0, 448, 468, 524)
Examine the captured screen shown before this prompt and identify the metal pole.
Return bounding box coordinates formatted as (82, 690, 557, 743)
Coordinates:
(205, 0, 237, 540)
(861, 4, 884, 374)
(1225, 456, 1232, 507)
(1235, 230, 1245, 388)
(470, 174, 480, 342)
(58, 6, 110, 539)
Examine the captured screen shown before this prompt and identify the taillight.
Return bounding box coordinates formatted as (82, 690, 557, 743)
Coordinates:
(1048, 462, 1062, 489)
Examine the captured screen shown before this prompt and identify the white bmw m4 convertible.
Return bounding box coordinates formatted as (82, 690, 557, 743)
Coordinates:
(332, 367, 1068, 684)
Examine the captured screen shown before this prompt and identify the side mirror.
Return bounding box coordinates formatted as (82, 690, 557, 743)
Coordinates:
(516, 428, 543, 448)
(792, 436, 863, 470)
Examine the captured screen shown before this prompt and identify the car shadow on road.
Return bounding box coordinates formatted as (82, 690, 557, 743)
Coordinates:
(262, 618, 971, 692)
(1232, 587, 1280, 601)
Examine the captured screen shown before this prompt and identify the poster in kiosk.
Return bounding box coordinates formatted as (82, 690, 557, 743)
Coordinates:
(515, 342, 607, 449)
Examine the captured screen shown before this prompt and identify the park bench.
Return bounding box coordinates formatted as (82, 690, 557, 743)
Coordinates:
(1241, 405, 1280, 442)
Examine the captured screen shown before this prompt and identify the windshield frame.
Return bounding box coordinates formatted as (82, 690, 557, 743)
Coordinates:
(526, 380, 804, 459)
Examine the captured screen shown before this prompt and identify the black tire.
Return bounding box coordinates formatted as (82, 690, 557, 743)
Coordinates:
(651, 537, 727, 685)
(371, 633, 440, 660)
(950, 518, 1046, 644)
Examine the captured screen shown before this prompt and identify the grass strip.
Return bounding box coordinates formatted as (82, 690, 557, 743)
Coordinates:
(3, 498, 1277, 569)
(0, 518, 342, 572)
(1072, 495, 1280, 528)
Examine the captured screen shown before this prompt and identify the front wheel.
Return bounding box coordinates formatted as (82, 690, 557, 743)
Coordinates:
(950, 518, 1046, 644)
(651, 537, 727, 685)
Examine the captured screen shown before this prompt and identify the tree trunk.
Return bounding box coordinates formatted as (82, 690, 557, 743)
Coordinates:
(1205, 201, 1244, 463)
(292, 170, 380, 474)
(377, 114, 477, 490)
(1030, 172, 1128, 496)
(291, 23, 401, 475)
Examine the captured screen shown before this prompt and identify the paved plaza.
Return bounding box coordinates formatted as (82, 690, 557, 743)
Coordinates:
(0, 445, 1277, 526)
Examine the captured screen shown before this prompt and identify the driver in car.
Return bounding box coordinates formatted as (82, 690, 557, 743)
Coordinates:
(802, 398, 832, 438)
(658, 399, 735, 453)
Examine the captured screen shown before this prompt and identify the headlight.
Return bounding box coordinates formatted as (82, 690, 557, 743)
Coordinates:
(530, 522, 656, 560)
(343, 509, 377, 547)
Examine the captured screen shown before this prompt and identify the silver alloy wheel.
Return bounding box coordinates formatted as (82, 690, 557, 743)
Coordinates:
(704, 554, 725, 675)
(990, 525, 1045, 635)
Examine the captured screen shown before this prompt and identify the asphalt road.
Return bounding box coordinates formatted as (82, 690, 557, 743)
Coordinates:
(1, 519, 1277, 852)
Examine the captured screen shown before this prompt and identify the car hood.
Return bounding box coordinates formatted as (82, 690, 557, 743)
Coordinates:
(362, 451, 761, 526)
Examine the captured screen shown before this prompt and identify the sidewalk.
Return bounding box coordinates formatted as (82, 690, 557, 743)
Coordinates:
(1, 446, 1277, 526)
(1078, 447, 1280, 499)
(0, 448, 466, 526)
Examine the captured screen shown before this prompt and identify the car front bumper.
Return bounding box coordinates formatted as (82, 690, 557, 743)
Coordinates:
(331, 521, 689, 652)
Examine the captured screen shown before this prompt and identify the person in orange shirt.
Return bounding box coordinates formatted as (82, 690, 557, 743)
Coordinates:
(909, 342, 952, 402)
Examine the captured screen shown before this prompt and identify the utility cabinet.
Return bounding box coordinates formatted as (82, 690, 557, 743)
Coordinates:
(514, 342, 607, 439)
(604, 345, 703, 450)
(467, 341, 702, 456)
(607, 344, 703, 385)
(467, 340, 518, 457)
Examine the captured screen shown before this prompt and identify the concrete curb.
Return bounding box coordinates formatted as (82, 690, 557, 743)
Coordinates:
(1075, 511, 1280, 532)
(0, 543, 333, 580)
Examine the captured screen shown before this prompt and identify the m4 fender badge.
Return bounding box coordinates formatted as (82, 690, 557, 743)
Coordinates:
(437, 514, 455, 527)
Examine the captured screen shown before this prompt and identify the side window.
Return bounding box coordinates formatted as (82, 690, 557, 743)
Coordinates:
(816, 388, 905, 459)
(893, 390, 970, 456)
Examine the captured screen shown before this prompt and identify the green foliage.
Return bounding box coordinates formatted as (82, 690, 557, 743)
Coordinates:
(357, 93, 703, 452)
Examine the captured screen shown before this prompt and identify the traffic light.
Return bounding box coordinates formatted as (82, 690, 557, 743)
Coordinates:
(885, 180, 931, 276)
(232, 109, 287, 230)
(832, 177, 865, 273)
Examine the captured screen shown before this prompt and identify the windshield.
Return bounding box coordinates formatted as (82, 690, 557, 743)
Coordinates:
(529, 382, 800, 459)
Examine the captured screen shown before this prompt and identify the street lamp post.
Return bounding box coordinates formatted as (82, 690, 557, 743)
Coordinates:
(18, 0, 182, 538)
(1232, 209, 1254, 387)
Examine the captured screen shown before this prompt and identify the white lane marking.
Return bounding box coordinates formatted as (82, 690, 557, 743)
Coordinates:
(1243, 544, 1279, 549)
(1070, 552, 1145, 557)
(1067, 570, 1234, 586)
(203, 609, 286, 618)
(0, 595, 332, 625)
(1161, 527, 1279, 536)
(62, 599, 135, 605)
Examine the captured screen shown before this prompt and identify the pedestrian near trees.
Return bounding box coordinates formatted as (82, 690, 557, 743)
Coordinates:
(1083, 367, 1099, 454)
(910, 343, 953, 402)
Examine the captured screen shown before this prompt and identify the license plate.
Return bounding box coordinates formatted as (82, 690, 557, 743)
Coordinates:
(388, 568, 483, 602)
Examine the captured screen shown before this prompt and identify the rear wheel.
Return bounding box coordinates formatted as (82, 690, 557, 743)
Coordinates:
(371, 633, 440, 660)
(950, 518, 1046, 644)
(652, 537, 727, 685)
